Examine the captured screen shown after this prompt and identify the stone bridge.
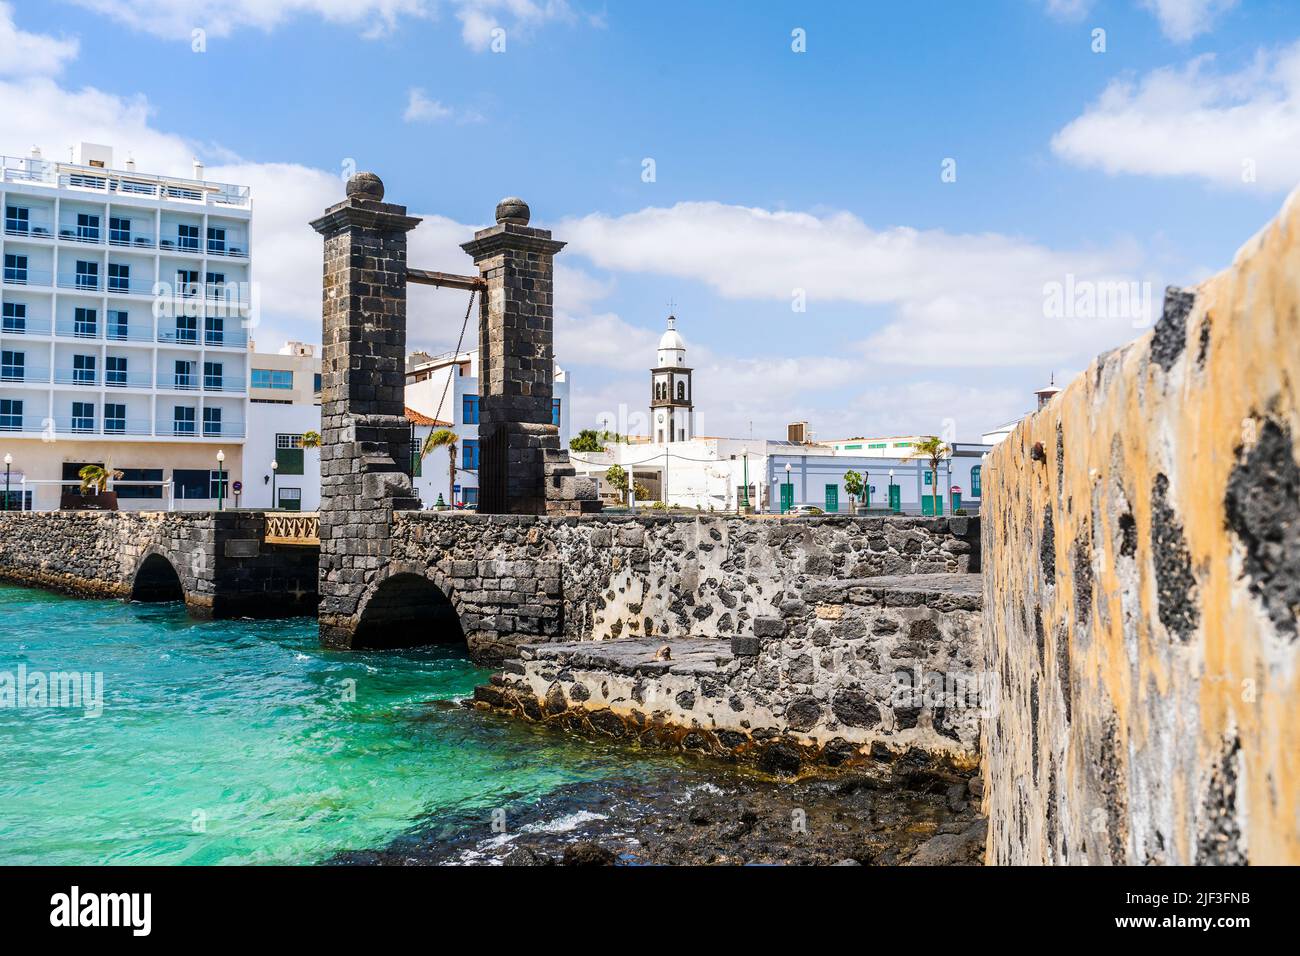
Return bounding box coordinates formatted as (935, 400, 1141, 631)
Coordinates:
(0, 510, 318, 618)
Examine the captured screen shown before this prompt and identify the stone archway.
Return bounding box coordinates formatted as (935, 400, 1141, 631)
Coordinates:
(353, 571, 466, 650)
(131, 552, 185, 603)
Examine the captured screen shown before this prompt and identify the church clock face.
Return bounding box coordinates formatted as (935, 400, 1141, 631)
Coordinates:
(656, 412, 666, 423)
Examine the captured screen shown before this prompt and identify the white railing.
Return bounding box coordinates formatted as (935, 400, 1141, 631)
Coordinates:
(1, 155, 251, 210)
(15, 477, 176, 511)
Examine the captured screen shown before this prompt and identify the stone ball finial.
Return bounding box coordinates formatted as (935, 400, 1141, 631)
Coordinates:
(496, 196, 530, 225)
(346, 171, 385, 201)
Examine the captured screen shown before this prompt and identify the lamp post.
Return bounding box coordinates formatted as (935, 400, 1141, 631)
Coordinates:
(271, 459, 278, 511)
(3, 453, 10, 511)
(216, 449, 225, 511)
(865, 469, 870, 510)
(784, 462, 792, 514)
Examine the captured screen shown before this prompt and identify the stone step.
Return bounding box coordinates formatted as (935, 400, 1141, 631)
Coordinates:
(805, 572, 982, 611)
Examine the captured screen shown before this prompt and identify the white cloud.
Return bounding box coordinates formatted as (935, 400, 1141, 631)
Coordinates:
(1140, 0, 1238, 43)
(65, 0, 577, 47)
(0, 2, 79, 76)
(402, 88, 485, 124)
(1052, 43, 1300, 191)
(1041, 0, 1091, 22)
(560, 202, 1152, 368)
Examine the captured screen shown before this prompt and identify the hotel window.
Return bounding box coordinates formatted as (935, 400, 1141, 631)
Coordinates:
(74, 307, 97, 337)
(175, 314, 197, 344)
(104, 403, 126, 434)
(76, 213, 100, 242)
(109, 216, 131, 245)
(551, 398, 562, 426)
(0, 399, 23, 430)
(252, 368, 293, 389)
(205, 272, 225, 299)
(173, 406, 196, 435)
(203, 361, 223, 390)
(106, 356, 128, 386)
(174, 360, 195, 389)
(73, 354, 96, 384)
(207, 226, 226, 254)
(1, 350, 24, 380)
(108, 262, 130, 292)
(71, 401, 95, 432)
(2, 303, 26, 331)
(463, 394, 479, 424)
(5, 253, 29, 282)
(116, 467, 162, 500)
(204, 314, 224, 346)
(202, 407, 222, 436)
(173, 469, 208, 499)
(177, 224, 200, 251)
(74, 260, 98, 290)
(107, 310, 129, 340)
(462, 439, 480, 471)
(893, 441, 912, 448)
(5, 205, 29, 234)
(209, 469, 229, 499)
(175, 269, 199, 297)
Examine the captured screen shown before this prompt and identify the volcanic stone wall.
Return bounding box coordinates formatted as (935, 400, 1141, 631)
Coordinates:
(388, 511, 978, 661)
(980, 189, 1300, 864)
(0, 510, 318, 618)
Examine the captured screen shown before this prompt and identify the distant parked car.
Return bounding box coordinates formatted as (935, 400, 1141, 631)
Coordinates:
(791, 505, 824, 516)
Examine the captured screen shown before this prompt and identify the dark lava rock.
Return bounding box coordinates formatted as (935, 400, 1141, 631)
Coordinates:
(832, 690, 882, 728)
(785, 695, 823, 732)
(757, 742, 803, 777)
(562, 842, 616, 866)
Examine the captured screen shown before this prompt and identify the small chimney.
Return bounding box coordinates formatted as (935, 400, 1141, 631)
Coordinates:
(192, 158, 204, 180)
(125, 155, 136, 172)
(30, 145, 41, 159)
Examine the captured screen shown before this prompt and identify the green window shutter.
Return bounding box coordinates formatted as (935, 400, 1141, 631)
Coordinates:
(275, 447, 304, 476)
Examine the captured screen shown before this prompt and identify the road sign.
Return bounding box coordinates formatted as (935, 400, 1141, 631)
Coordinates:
(232, 480, 243, 493)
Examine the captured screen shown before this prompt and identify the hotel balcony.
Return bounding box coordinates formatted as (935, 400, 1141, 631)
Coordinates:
(53, 368, 100, 386)
(56, 272, 104, 293)
(158, 420, 246, 439)
(2, 267, 53, 289)
(0, 317, 53, 336)
(0, 364, 51, 384)
(4, 216, 54, 240)
(0, 414, 49, 433)
(104, 370, 155, 389)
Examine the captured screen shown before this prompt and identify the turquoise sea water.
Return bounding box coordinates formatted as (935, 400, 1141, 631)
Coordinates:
(0, 583, 668, 865)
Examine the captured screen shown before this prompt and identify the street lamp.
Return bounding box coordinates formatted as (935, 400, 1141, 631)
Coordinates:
(784, 462, 792, 514)
(3, 453, 10, 511)
(216, 449, 225, 511)
(271, 459, 278, 510)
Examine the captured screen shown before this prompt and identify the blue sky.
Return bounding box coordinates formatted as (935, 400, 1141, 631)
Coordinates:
(4, 0, 1299, 441)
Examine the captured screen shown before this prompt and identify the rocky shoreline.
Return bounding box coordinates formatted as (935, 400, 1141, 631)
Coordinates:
(333, 715, 986, 866)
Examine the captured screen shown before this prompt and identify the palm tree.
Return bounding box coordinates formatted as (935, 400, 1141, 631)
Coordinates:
(421, 428, 458, 508)
(301, 430, 322, 449)
(78, 464, 123, 496)
(904, 436, 949, 516)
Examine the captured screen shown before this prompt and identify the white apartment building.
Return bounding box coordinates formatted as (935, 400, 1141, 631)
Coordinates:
(0, 144, 253, 510)
(406, 347, 573, 508)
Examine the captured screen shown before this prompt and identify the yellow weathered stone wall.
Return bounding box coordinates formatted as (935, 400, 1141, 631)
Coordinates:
(981, 189, 1300, 864)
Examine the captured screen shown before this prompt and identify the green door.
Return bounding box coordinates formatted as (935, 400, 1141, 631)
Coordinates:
(888, 484, 901, 513)
(780, 483, 794, 513)
(951, 491, 962, 512)
(824, 484, 838, 513)
(922, 492, 944, 516)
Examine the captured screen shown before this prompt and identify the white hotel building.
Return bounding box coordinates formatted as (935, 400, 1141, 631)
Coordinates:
(0, 144, 252, 510)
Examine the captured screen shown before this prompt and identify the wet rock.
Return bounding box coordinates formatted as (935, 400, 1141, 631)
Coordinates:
(562, 842, 616, 866)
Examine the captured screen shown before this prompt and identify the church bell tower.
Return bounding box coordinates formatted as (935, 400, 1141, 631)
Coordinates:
(650, 314, 694, 443)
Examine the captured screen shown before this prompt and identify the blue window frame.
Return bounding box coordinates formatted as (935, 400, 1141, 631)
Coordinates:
(203, 407, 222, 436)
(109, 216, 131, 245)
(2, 302, 26, 331)
(251, 368, 292, 389)
(5, 205, 29, 234)
(462, 394, 479, 424)
(173, 406, 196, 435)
(462, 439, 479, 471)
(462, 486, 479, 506)
(5, 253, 29, 282)
(71, 401, 95, 432)
(76, 213, 100, 241)
(206, 226, 226, 254)
(74, 307, 96, 337)
(107, 310, 129, 340)
(106, 356, 127, 386)
(108, 262, 129, 291)
(74, 260, 98, 290)
(551, 398, 561, 427)
(0, 398, 23, 430)
(177, 224, 200, 251)
(104, 403, 126, 433)
(1, 350, 24, 380)
(73, 354, 95, 384)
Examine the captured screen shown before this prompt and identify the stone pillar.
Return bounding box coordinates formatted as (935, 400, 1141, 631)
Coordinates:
(310, 172, 422, 648)
(462, 197, 599, 515)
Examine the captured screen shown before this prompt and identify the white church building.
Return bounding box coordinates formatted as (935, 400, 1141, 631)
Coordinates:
(570, 314, 994, 514)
